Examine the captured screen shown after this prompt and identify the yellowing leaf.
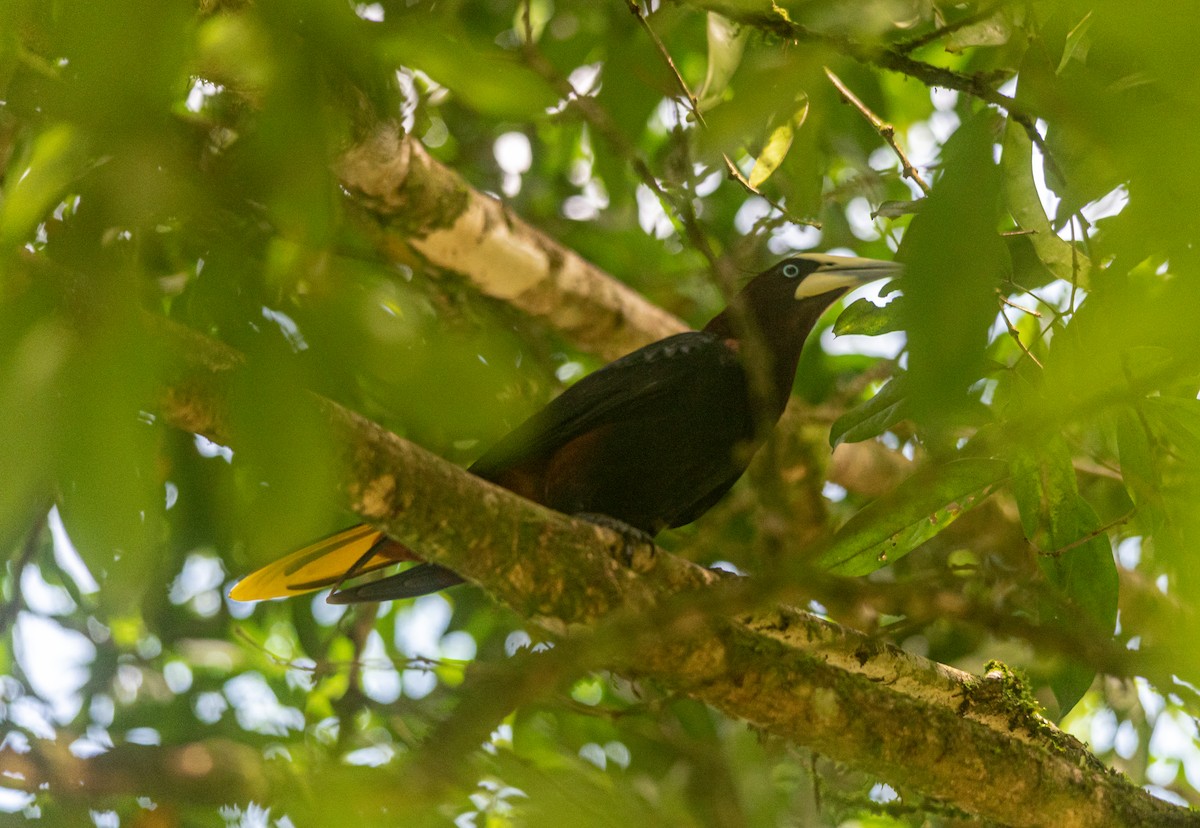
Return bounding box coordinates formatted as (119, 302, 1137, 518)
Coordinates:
(748, 99, 809, 189)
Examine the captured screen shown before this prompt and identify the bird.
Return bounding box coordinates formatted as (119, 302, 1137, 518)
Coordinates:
(230, 253, 900, 604)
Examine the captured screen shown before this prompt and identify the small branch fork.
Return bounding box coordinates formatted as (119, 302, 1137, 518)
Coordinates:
(894, 0, 1012, 55)
(622, 3, 816, 228)
(998, 303, 1044, 369)
(625, 0, 707, 127)
(824, 66, 931, 195)
(521, 0, 730, 275)
(693, 2, 1062, 190)
(720, 154, 820, 228)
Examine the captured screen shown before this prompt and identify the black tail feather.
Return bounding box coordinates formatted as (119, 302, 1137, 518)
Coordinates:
(326, 563, 466, 604)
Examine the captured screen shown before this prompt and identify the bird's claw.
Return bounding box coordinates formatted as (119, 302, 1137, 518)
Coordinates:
(574, 512, 658, 573)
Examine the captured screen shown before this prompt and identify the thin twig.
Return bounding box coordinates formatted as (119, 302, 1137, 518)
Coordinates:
(1069, 217, 1080, 314)
(824, 67, 931, 195)
(517, 15, 722, 269)
(234, 627, 455, 674)
(998, 305, 1044, 368)
(894, 0, 1011, 55)
(997, 292, 1043, 318)
(721, 154, 821, 228)
(625, 0, 707, 127)
(1036, 510, 1136, 559)
(1005, 280, 1071, 332)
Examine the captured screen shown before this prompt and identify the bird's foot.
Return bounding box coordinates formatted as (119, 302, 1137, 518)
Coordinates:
(573, 512, 658, 573)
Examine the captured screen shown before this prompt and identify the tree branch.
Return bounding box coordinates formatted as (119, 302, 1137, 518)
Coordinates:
(686, 1, 1028, 117)
(0, 736, 270, 805)
(336, 124, 688, 362)
(150, 314, 1195, 828)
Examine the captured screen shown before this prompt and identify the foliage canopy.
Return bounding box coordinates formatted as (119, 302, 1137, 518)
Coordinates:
(2, 0, 1199, 825)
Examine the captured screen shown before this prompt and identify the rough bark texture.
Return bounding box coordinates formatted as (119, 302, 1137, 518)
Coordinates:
(151, 315, 1198, 828)
(337, 125, 688, 361)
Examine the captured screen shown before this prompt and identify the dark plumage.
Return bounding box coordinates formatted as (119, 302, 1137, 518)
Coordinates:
(231, 253, 899, 603)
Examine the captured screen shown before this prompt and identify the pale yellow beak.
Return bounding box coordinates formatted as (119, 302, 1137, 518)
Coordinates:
(792, 255, 902, 300)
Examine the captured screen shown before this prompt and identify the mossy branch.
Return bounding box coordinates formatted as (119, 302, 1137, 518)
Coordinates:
(150, 314, 1195, 828)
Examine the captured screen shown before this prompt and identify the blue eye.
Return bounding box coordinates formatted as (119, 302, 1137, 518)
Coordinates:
(781, 263, 801, 278)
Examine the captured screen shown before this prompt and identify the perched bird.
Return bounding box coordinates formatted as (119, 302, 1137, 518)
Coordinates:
(231, 254, 900, 604)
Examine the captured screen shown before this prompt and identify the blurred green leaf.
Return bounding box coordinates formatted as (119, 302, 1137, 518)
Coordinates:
(225, 345, 341, 569)
(55, 315, 164, 612)
(1039, 499, 1117, 716)
(380, 28, 558, 119)
(829, 374, 908, 448)
(0, 319, 67, 545)
(818, 458, 1008, 576)
(946, 9, 1015, 51)
(0, 123, 89, 251)
(898, 111, 1008, 439)
(871, 199, 922, 219)
(697, 12, 748, 112)
(1057, 11, 1094, 73)
(1011, 437, 1118, 715)
(1000, 119, 1079, 286)
(1143, 397, 1200, 460)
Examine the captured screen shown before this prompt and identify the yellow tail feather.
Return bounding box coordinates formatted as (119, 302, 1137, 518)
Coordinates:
(230, 524, 395, 601)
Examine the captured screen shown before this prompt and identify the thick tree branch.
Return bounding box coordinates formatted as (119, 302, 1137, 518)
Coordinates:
(151, 315, 1195, 828)
(337, 125, 688, 362)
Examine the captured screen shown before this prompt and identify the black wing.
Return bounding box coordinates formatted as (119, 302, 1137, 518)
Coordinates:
(469, 331, 739, 481)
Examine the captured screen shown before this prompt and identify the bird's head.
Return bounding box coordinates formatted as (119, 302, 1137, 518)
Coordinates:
(706, 253, 901, 342)
(757, 253, 901, 309)
(704, 253, 901, 413)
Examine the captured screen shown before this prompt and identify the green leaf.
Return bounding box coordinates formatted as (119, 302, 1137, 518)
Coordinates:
(829, 375, 909, 448)
(1039, 498, 1118, 715)
(749, 122, 794, 189)
(0, 123, 90, 251)
(1057, 11, 1095, 74)
(1143, 396, 1200, 461)
(55, 321, 164, 612)
(946, 8, 1014, 51)
(818, 458, 1008, 576)
(696, 12, 748, 112)
(1013, 437, 1118, 716)
(833, 295, 905, 337)
(1039, 506, 1118, 633)
(1000, 118, 1079, 285)
(0, 321, 68, 546)
(871, 200, 923, 219)
(1007, 449, 1040, 540)
(898, 111, 1008, 438)
(1116, 408, 1159, 509)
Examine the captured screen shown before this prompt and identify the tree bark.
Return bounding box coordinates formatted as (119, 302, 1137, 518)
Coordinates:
(337, 125, 688, 362)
